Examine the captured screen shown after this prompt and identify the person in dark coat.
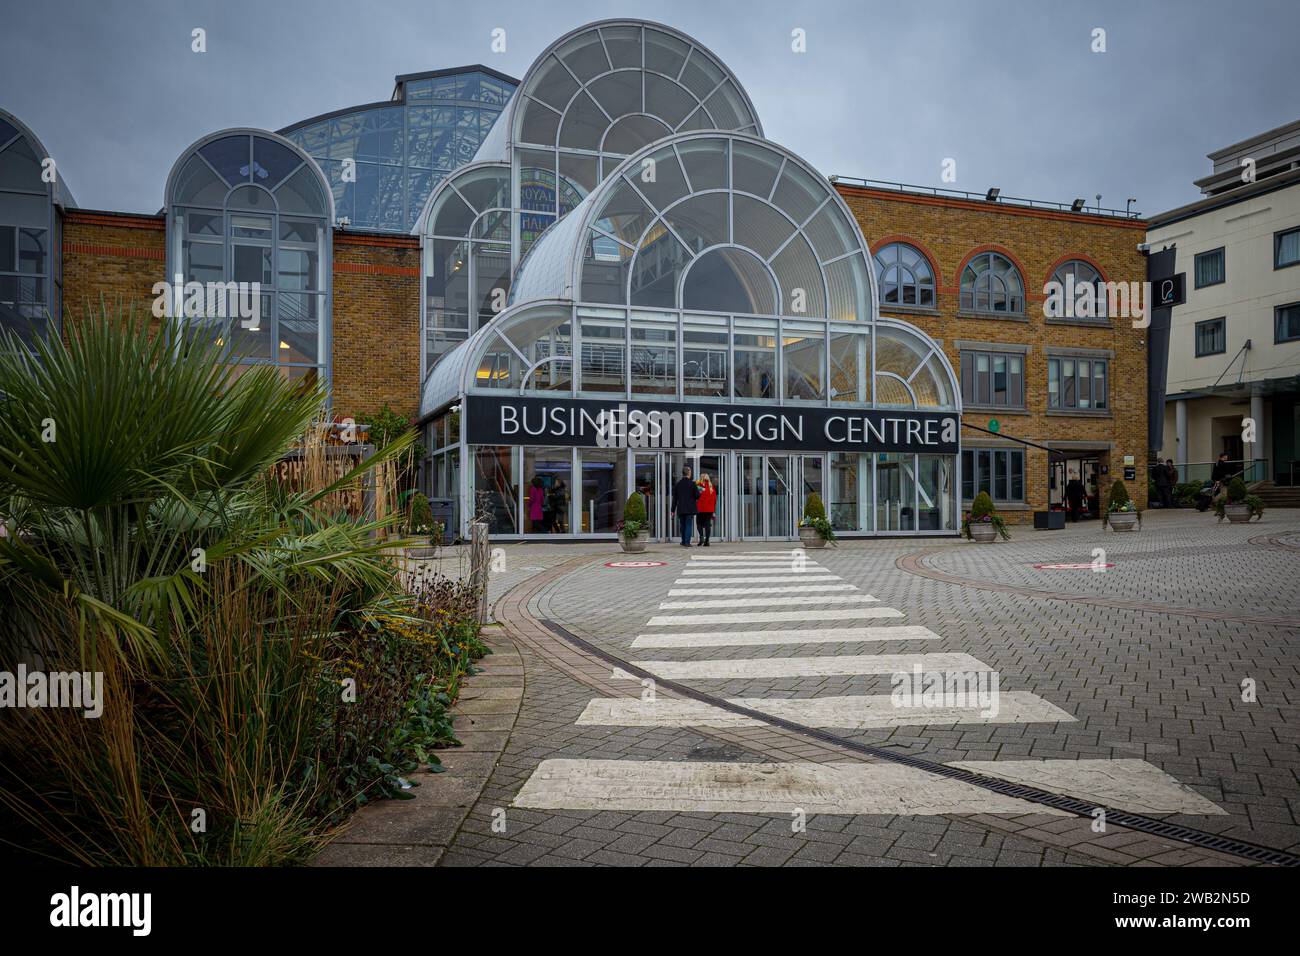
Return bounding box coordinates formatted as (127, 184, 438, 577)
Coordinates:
(670, 465, 700, 547)
(1153, 458, 1174, 508)
(1210, 452, 1234, 494)
(1065, 476, 1087, 522)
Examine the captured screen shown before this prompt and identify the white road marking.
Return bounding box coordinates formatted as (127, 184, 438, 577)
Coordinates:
(647, 607, 904, 626)
(512, 759, 1068, 815)
(674, 575, 841, 584)
(947, 759, 1226, 815)
(624, 652, 989, 679)
(577, 691, 1074, 728)
(666, 584, 857, 597)
(679, 568, 836, 578)
(631, 626, 940, 648)
(513, 758, 1223, 816)
(659, 594, 879, 610)
(689, 554, 805, 561)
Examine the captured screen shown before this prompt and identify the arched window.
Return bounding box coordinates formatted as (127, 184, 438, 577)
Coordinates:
(1051, 259, 1108, 319)
(873, 242, 935, 308)
(0, 110, 66, 346)
(165, 131, 332, 386)
(960, 251, 1024, 315)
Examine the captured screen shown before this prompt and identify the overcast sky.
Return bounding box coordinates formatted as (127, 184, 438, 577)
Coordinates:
(3, 0, 1296, 218)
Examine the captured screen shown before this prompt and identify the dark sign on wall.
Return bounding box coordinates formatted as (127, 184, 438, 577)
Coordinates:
(465, 395, 960, 455)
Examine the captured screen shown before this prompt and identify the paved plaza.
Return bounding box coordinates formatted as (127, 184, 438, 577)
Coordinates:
(369, 510, 1300, 867)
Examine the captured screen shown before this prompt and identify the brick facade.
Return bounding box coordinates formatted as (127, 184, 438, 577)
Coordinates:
(838, 185, 1150, 519)
(59, 215, 425, 422)
(331, 232, 421, 421)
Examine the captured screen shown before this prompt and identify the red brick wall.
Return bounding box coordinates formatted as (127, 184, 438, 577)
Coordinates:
(838, 186, 1150, 517)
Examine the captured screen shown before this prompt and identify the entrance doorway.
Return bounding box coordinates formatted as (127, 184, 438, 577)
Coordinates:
(1049, 455, 1102, 518)
(645, 451, 727, 543)
(739, 453, 824, 540)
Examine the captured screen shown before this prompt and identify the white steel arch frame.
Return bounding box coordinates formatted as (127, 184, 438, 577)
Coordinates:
(164, 127, 335, 390)
(0, 108, 74, 344)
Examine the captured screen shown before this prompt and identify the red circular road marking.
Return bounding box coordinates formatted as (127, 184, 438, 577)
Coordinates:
(605, 560, 667, 568)
(1033, 562, 1115, 570)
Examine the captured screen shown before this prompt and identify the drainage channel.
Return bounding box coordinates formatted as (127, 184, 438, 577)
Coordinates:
(542, 619, 1300, 868)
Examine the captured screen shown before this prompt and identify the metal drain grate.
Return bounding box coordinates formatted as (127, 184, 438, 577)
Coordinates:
(544, 620, 1300, 868)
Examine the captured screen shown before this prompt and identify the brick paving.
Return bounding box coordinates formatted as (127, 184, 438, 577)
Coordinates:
(425, 509, 1300, 866)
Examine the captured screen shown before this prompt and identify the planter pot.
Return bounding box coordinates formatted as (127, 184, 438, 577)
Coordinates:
(968, 523, 998, 544)
(1224, 503, 1252, 524)
(798, 526, 827, 549)
(405, 545, 438, 560)
(1108, 511, 1140, 532)
(621, 530, 651, 553)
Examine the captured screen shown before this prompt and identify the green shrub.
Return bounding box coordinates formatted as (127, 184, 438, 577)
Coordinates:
(1107, 479, 1131, 509)
(408, 491, 433, 533)
(1174, 481, 1202, 507)
(623, 491, 646, 524)
(962, 492, 1009, 540)
(799, 492, 835, 542)
(971, 491, 996, 519)
(1225, 477, 1248, 503)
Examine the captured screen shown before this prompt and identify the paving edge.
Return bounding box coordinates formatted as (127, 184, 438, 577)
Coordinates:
(310, 627, 525, 867)
(492, 554, 1255, 868)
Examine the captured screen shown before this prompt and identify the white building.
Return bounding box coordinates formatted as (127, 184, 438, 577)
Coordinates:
(1149, 119, 1300, 495)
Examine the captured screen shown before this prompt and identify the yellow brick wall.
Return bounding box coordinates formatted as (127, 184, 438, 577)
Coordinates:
(838, 186, 1150, 519)
(61, 211, 166, 331)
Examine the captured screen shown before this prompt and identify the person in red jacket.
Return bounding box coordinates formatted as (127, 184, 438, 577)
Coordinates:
(695, 472, 717, 546)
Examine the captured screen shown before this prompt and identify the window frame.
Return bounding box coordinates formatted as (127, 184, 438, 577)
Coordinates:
(1276, 302, 1300, 344)
(1193, 247, 1225, 289)
(960, 447, 1025, 503)
(873, 241, 936, 310)
(959, 347, 1026, 410)
(1046, 355, 1109, 411)
(1275, 226, 1300, 271)
(959, 251, 1025, 316)
(1194, 317, 1226, 357)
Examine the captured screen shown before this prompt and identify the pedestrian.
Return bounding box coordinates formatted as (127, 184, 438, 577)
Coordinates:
(695, 472, 717, 546)
(1065, 474, 1086, 523)
(1163, 459, 1178, 508)
(1210, 452, 1233, 496)
(1153, 457, 1173, 508)
(670, 464, 700, 548)
(548, 479, 567, 533)
(528, 475, 546, 533)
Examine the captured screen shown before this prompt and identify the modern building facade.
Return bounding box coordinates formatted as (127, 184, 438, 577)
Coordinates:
(835, 179, 1150, 523)
(6, 17, 1150, 539)
(1147, 119, 1300, 489)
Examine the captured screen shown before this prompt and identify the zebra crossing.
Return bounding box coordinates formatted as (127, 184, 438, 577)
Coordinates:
(513, 550, 1224, 818)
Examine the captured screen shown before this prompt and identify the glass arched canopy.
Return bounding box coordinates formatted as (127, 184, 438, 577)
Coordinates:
(165, 130, 333, 385)
(0, 109, 74, 346)
(422, 132, 958, 416)
(416, 19, 763, 360)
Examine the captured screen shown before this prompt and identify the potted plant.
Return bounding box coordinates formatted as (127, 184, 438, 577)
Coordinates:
(962, 491, 1009, 543)
(1104, 479, 1141, 531)
(798, 492, 835, 548)
(406, 491, 439, 558)
(619, 491, 651, 553)
(1214, 477, 1265, 523)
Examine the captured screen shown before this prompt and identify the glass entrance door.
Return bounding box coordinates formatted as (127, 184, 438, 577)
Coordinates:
(633, 453, 660, 538)
(740, 454, 795, 540)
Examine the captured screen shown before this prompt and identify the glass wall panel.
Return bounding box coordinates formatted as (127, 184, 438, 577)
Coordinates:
(579, 448, 626, 533)
(829, 330, 869, 402)
(631, 316, 677, 395)
(473, 446, 517, 534)
(522, 447, 573, 533)
(917, 455, 957, 531)
(876, 453, 915, 531)
(633, 454, 660, 538)
(733, 318, 776, 399)
(782, 324, 825, 400)
(683, 315, 728, 398)
(579, 313, 626, 393)
(829, 452, 873, 532)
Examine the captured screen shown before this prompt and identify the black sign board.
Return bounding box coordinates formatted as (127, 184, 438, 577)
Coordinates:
(465, 395, 960, 455)
(1154, 273, 1185, 308)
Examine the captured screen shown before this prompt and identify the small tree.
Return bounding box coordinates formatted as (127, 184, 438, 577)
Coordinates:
(621, 491, 647, 540)
(971, 491, 996, 519)
(800, 492, 834, 542)
(408, 491, 433, 533)
(1107, 479, 1132, 511)
(1224, 477, 1248, 503)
